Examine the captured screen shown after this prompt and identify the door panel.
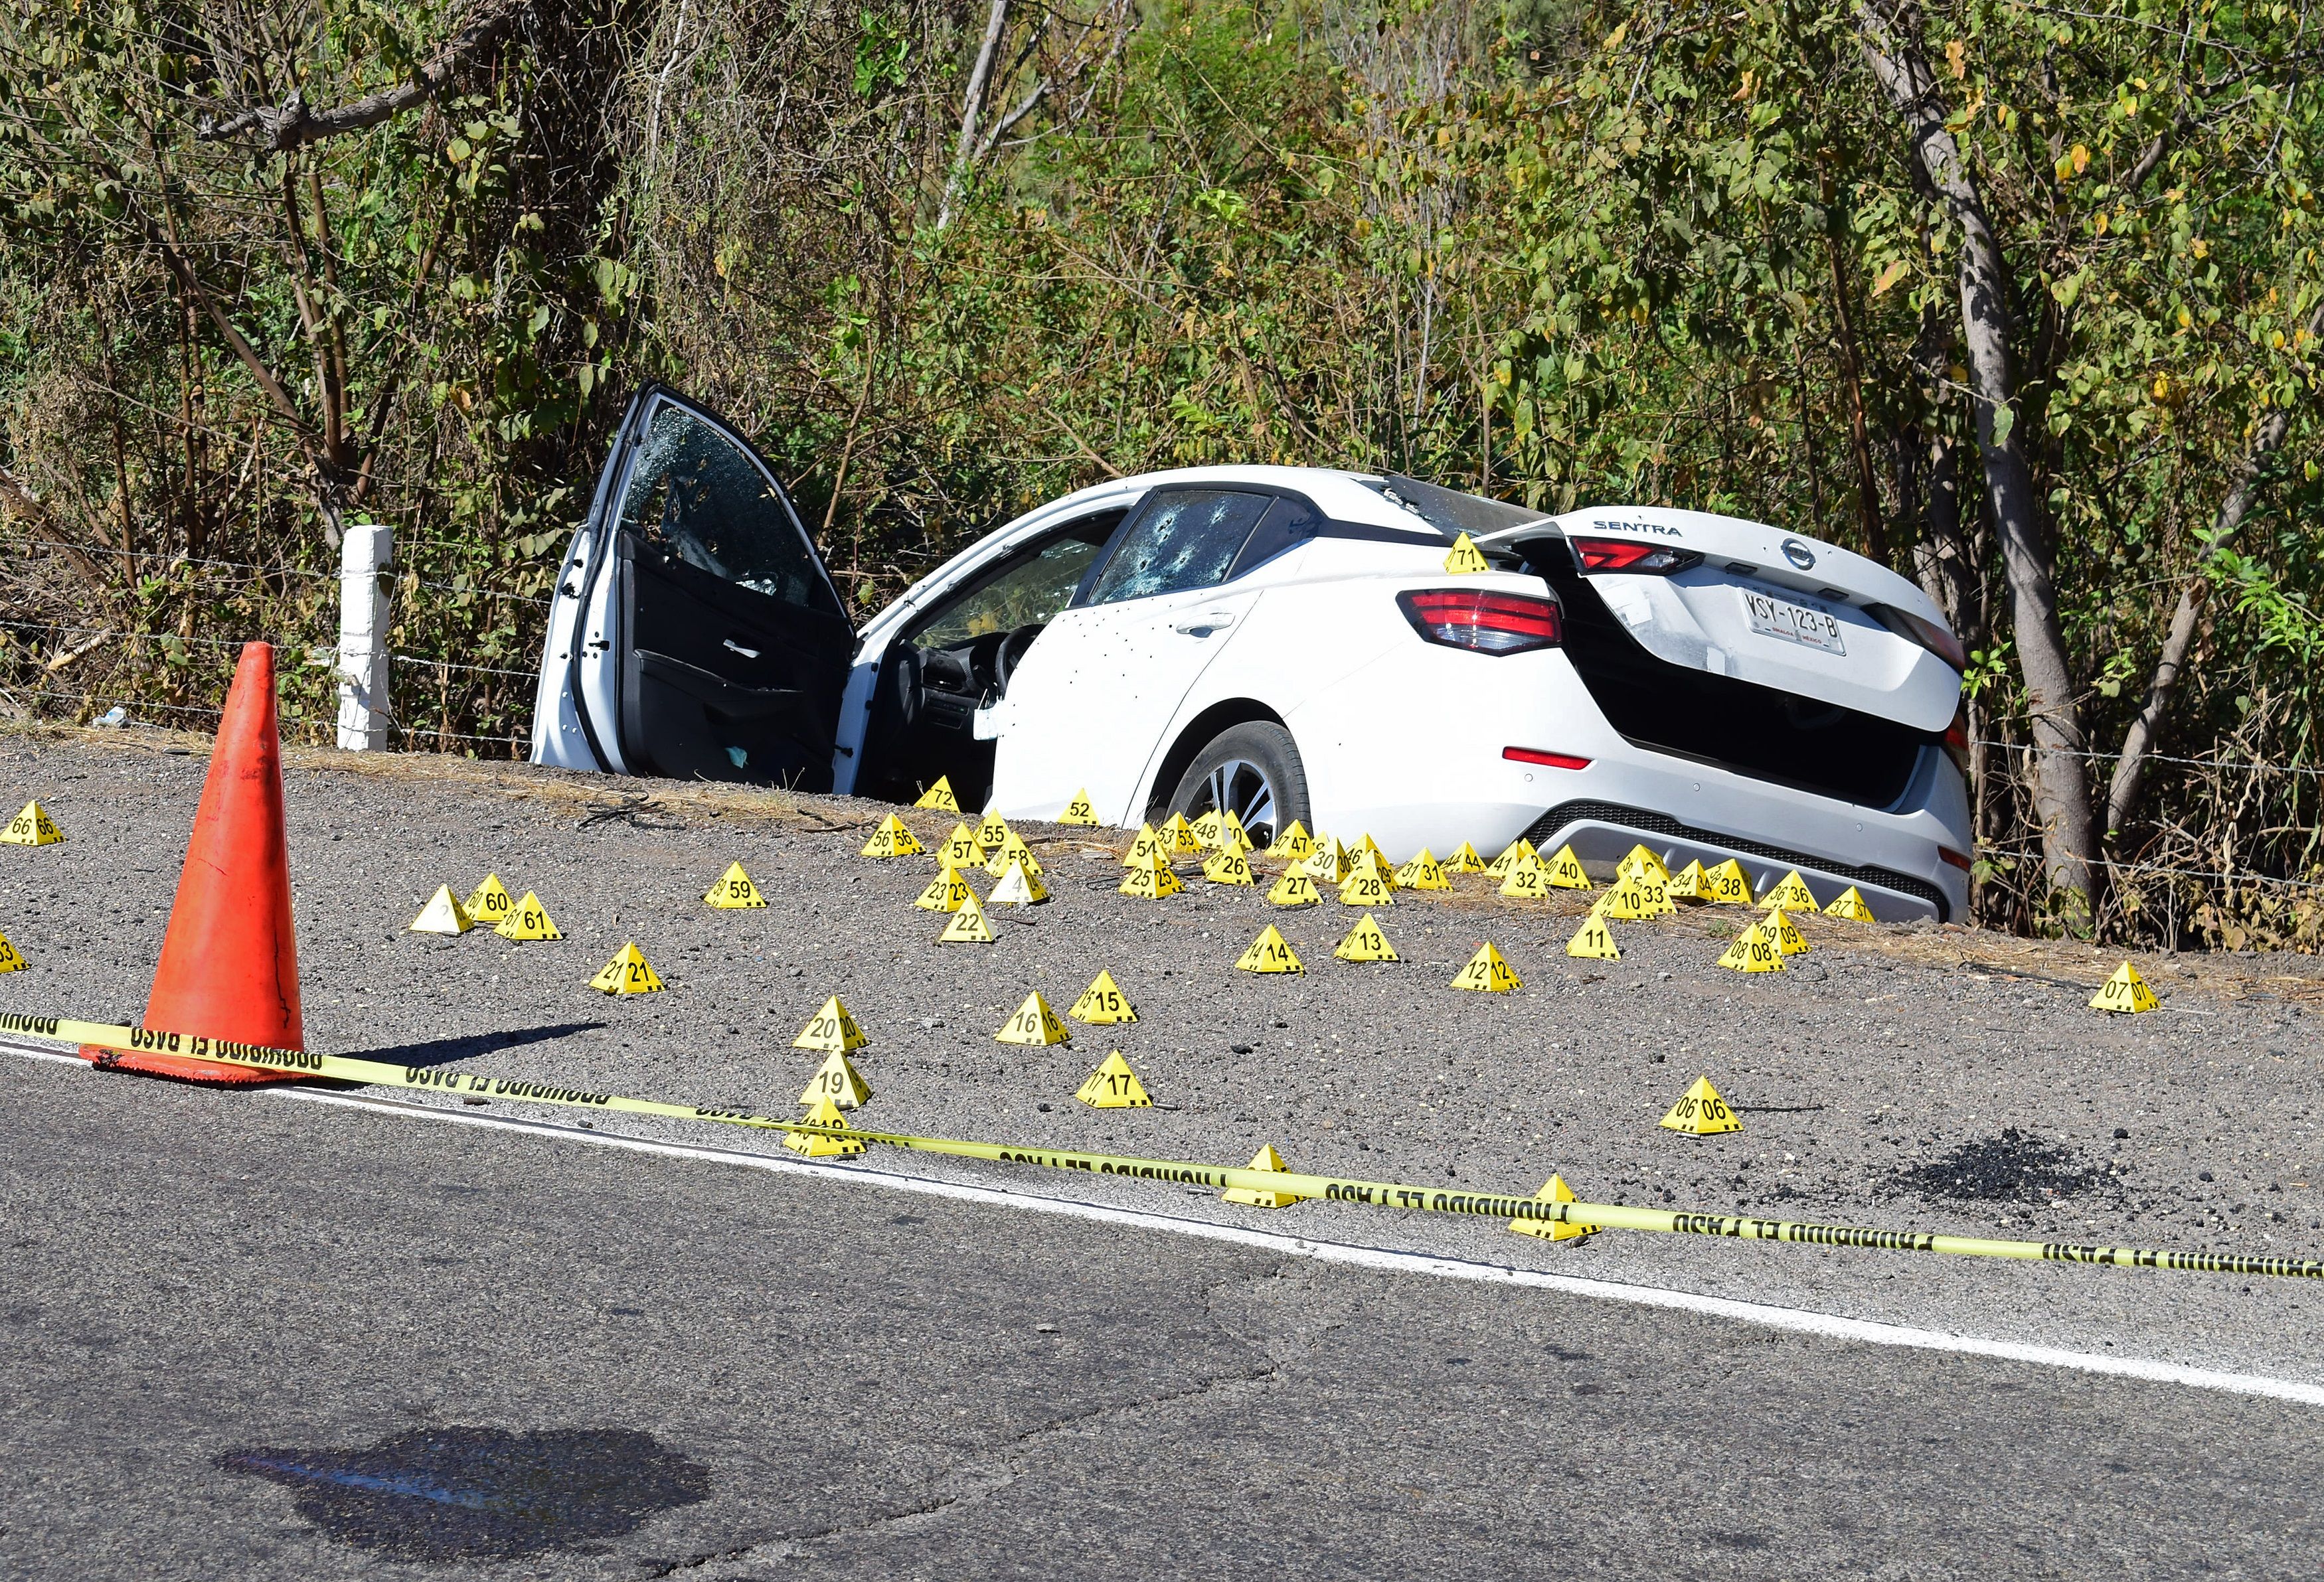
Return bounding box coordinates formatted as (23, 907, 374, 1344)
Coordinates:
(594, 387, 851, 787)
(992, 487, 1293, 823)
(994, 587, 1264, 824)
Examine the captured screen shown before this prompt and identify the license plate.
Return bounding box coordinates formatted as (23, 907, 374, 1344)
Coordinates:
(1742, 589, 1846, 655)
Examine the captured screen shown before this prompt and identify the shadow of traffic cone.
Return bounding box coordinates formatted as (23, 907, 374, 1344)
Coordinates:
(83, 642, 303, 1083)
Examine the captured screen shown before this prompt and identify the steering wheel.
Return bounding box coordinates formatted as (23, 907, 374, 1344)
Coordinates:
(995, 625, 1041, 692)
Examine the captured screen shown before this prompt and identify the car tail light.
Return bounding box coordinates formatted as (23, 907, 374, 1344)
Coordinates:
(1568, 536, 1704, 576)
(1942, 707, 1971, 777)
(1503, 746, 1592, 770)
(1870, 603, 1969, 672)
(1397, 589, 1562, 655)
(1939, 845, 1973, 872)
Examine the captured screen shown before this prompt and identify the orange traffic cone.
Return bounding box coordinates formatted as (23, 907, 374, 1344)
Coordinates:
(84, 642, 304, 1083)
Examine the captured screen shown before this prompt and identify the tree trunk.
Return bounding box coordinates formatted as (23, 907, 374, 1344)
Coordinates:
(1860, 1, 2097, 923)
(936, 0, 1011, 232)
(2105, 295, 2324, 835)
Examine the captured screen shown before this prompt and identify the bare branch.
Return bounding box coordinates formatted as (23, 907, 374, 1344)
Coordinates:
(197, 0, 531, 151)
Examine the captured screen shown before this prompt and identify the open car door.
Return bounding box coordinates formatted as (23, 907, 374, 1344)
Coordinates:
(532, 385, 853, 788)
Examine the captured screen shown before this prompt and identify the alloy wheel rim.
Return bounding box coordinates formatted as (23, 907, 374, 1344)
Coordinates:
(1199, 757, 1277, 845)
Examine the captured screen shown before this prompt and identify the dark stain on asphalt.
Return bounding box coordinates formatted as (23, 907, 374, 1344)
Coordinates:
(220, 1425, 710, 1561)
(1894, 1128, 2117, 1206)
(335, 1022, 608, 1071)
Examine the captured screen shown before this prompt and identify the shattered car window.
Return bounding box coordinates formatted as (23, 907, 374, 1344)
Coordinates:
(1084, 490, 1269, 605)
(914, 528, 1112, 651)
(620, 402, 839, 615)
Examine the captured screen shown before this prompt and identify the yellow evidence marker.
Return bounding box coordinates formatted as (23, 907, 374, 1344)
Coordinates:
(1191, 808, 1224, 848)
(2092, 961, 2161, 1014)
(914, 776, 961, 813)
(862, 814, 923, 858)
(1, 800, 64, 845)
(1212, 809, 1254, 852)
(1823, 885, 1877, 922)
(1450, 941, 1522, 993)
(1766, 906, 1811, 955)
(784, 1096, 865, 1158)
(1340, 854, 1398, 907)
(1162, 812, 1206, 856)
(1235, 924, 1304, 974)
(1660, 1075, 1741, 1135)
(495, 892, 562, 941)
(1267, 870, 1323, 908)
(1716, 917, 1786, 973)
(1566, 913, 1619, 960)
(464, 873, 515, 926)
(1222, 1144, 1307, 1207)
(1446, 842, 1487, 874)
(1059, 788, 1102, 825)
(1667, 860, 1708, 901)
(1068, 970, 1137, 1024)
(1760, 869, 1820, 911)
(975, 807, 1011, 849)
(0, 929, 27, 973)
(1076, 1052, 1152, 1109)
(1592, 876, 1649, 920)
(1483, 837, 1536, 880)
(1118, 849, 1185, 899)
(1701, 858, 1752, 905)
(1333, 912, 1400, 963)
(995, 991, 1071, 1046)
(989, 858, 1049, 906)
(1264, 819, 1316, 861)
(916, 864, 977, 911)
(408, 886, 473, 935)
(1396, 849, 1451, 890)
(1617, 844, 1671, 884)
(1509, 1174, 1598, 1242)
(1497, 850, 1550, 900)
(938, 821, 987, 869)
(1203, 847, 1256, 886)
(1349, 834, 1386, 864)
(799, 1050, 872, 1111)
(1300, 837, 1355, 885)
(985, 831, 1042, 878)
(793, 995, 868, 1052)
(1123, 823, 1166, 865)
(938, 890, 997, 943)
(704, 861, 767, 909)
(1443, 531, 1491, 574)
(1542, 844, 1592, 890)
(588, 941, 665, 995)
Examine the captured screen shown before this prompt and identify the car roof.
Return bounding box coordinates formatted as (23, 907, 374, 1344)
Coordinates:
(1046, 465, 1424, 534)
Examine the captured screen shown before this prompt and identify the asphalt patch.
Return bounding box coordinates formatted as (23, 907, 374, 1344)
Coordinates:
(1894, 1128, 2116, 1206)
(220, 1425, 710, 1561)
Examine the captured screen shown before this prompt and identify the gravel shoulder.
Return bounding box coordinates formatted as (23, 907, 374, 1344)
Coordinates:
(2, 726, 2319, 1385)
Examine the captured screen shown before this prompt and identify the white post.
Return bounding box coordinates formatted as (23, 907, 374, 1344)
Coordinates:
(337, 522, 392, 751)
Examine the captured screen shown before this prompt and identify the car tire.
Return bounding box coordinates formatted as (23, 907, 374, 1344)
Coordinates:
(1164, 721, 1310, 848)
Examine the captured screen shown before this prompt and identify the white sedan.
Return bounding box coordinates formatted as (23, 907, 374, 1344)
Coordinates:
(532, 384, 1973, 919)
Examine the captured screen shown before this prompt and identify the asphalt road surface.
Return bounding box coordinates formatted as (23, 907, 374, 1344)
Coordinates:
(1, 730, 2320, 1576)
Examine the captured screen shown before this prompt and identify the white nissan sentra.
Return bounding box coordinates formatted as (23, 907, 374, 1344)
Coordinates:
(531, 384, 1973, 920)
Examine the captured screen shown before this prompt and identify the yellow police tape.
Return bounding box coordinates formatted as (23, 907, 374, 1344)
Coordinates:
(7, 1008, 2319, 1283)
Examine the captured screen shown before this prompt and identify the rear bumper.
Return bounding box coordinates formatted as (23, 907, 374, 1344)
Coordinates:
(1524, 799, 1961, 921)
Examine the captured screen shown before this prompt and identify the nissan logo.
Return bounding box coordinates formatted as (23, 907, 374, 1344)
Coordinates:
(1781, 538, 1816, 570)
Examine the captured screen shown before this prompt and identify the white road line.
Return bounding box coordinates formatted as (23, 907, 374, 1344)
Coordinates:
(7, 1039, 2320, 1407)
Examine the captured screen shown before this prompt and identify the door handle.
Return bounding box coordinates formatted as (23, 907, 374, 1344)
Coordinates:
(723, 639, 763, 659)
(1171, 611, 1235, 635)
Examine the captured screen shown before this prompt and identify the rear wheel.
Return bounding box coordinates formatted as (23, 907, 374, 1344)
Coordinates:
(1165, 721, 1309, 849)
